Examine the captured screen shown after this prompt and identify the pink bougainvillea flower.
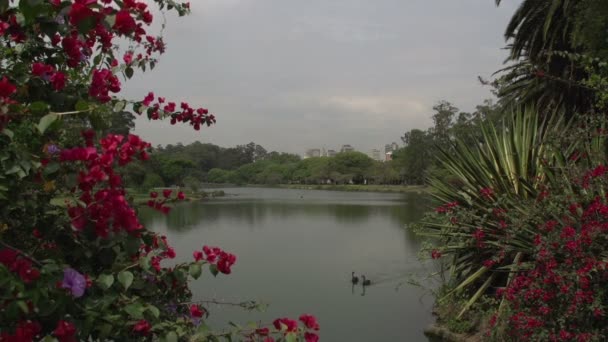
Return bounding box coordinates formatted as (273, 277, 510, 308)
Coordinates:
(53, 320, 77, 342)
(190, 304, 204, 318)
(0, 77, 17, 98)
(162, 189, 172, 198)
(114, 10, 137, 35)
(431, 249, 442, 259)
(255, 328, 269, 336)
(50, 72, 67, 91)
(273, 318, 298, 332)
(299, 314, 319, 330)
(304, 332, 319, 342)
(132, 320, 151, 335)
(177, 191, 185, 200)
(193, 250, 203, 261)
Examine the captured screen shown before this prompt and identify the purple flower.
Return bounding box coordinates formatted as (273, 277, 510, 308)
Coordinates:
(47, 144, 61, 155)
(61, 268, 86, 298)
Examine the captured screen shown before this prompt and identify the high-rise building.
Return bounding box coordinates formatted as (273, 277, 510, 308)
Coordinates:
(369, 149, 382, 161)
(385, 142, 399, 153)
(340, 144, 354, 153)
(304, 148, 321, 158)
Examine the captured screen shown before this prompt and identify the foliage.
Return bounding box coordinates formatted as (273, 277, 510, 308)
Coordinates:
(141, 172, 165, 191)
(0, 1, 319, 341)
(493, 0, 608, 115)
(419, 108, 608, 339)
(393, 99, 505, 185)
(417, 107, 582, 317)
(484, 165, 608, 341)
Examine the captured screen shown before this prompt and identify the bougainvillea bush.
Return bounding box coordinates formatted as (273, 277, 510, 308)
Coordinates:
(0, 0, 318, 341)
(486, 164, 608, 341)
(418, 113, 608, 340)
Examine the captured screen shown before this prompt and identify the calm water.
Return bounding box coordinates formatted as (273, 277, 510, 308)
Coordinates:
(139, 187, 435, 341)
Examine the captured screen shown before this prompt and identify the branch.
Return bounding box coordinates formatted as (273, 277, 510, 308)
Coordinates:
(0, 240, 43, 267)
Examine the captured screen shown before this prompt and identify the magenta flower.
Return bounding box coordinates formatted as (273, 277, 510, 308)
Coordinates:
(61, 268, 86, 298)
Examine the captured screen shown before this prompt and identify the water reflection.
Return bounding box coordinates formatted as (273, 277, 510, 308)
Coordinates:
(139, 188, 435, 341)
(140, 190, 431, 234)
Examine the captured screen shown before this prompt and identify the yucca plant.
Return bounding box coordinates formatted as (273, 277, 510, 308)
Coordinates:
(417, 107, 606, 318)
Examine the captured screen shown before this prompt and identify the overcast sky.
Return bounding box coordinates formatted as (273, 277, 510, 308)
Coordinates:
(124, 0, 520, 155)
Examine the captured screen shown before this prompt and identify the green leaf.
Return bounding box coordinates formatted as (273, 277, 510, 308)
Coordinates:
(165, 331, 178, 342)
(75, 100, 89, 111)
(43, 162, 60, 175)
(285, 332, 297, 342)
(124, 303, 144, 319)
(113, 100, 126, 112)
(37, 113, 59, 134)
(40, 336, 59, 342)
(125, 67, 134, 79)
(209, 264, 219, 277)
(30, 101, 49, 114)
(139, 255, 151, 271)
(1, 128, 13, 139)
(189, 263, 202, 280)
(117, 271, 134, 290)
(17, 300, 29, 313)
(97, 274, 114, 290)
(147, 305, 160, 318)
(0, 0, 9, 13)
(93, 53, 102, 65)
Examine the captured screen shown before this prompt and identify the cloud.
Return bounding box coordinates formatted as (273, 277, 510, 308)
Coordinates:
(126, 0, 520, 154)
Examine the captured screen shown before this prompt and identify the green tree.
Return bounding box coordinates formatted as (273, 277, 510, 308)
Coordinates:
(141, 173, 165, 191)
(396, 129, 433, 184)
(494, 0, 603, 115)
(332, 152, 373, 184)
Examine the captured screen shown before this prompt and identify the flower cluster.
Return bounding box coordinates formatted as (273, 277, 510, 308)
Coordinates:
(146, 189, 186, 214)
(0, 249, 40, 284)
(59, 132, 150, 237)
(487, 165, 608, 341)
(0, 320, 42, 342)
(265, 314, 320, 342)
(193, 245, 237, 274)
(137, 92, 216, 130)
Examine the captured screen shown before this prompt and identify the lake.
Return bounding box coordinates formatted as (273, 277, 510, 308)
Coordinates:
(139, 187, 435, 341)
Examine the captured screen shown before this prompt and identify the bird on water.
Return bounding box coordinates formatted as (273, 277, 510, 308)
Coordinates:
(351, 271, 359, 284)
(361, 275, 371, 286)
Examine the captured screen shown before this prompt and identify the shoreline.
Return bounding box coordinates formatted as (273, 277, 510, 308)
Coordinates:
(240, 183, 428, 193)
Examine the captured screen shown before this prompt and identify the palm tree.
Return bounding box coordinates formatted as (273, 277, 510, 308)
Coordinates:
(494, 0, 596, 115)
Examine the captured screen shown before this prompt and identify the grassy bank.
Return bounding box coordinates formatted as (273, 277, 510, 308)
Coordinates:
(50, 189, 226, 207)
(252, 184, 428, 193)
(127, 189, 226, 206)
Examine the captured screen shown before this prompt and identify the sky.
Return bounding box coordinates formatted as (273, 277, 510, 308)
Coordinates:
(124, 0, 521, 155)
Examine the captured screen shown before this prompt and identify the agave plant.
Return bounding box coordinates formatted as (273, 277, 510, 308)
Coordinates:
(417, 107, 606, 317)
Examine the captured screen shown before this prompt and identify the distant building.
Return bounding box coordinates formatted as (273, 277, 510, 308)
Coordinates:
(304, 148, 321, 158)
(385, 142, 399, 154)
(368, 149, 382, 161)
(385, 151, 393, 162)
(340, 144, 355, 153)
(327, 149, 337, 157)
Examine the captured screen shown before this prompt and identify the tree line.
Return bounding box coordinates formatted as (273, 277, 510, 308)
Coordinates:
(120, 97, 507, 189)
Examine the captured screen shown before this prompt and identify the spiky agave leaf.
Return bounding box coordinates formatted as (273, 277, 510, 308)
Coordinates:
(420, 107, 576, 315)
